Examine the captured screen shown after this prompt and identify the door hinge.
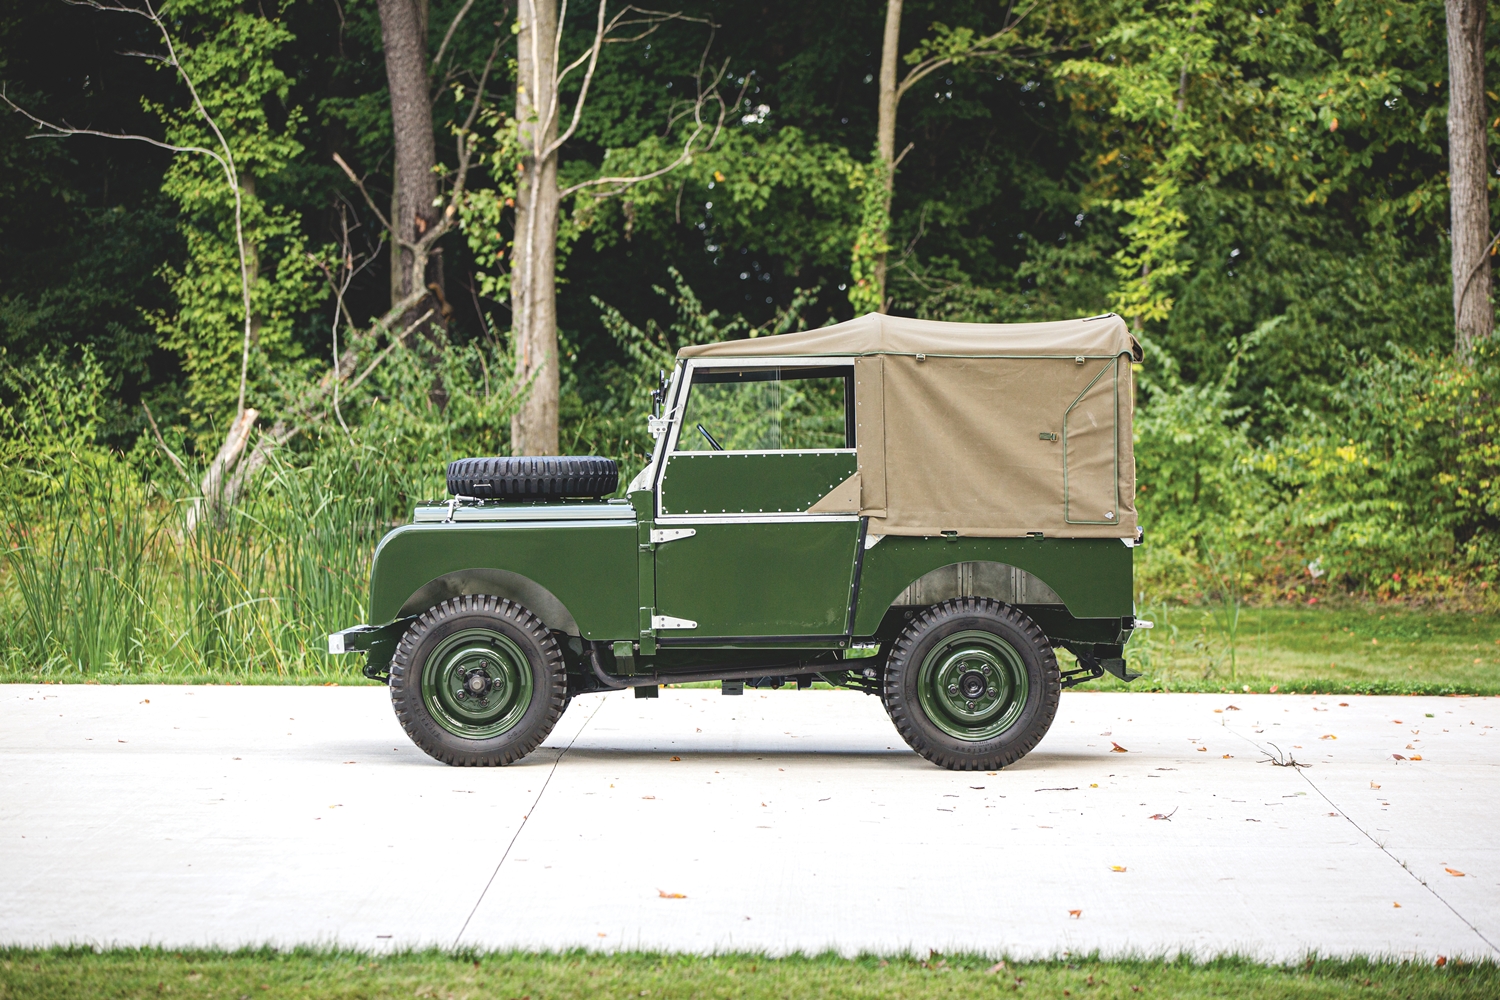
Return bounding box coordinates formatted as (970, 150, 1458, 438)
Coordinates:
(650, 528, 696, 544)
(651, 614, 698, 630)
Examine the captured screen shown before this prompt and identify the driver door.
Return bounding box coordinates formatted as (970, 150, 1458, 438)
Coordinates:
(652, 360, 861, 640)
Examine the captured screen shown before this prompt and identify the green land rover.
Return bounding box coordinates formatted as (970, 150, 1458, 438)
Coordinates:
(330, 312, 1149, 771)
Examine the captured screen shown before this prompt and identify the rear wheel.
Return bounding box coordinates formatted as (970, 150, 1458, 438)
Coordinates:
(882, 598, 1060, 770)
(390, 595, 567, 766)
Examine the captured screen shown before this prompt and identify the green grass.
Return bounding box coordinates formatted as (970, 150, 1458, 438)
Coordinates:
(1073, 601, 1500, 695)
(1, 949, 1495, 1000)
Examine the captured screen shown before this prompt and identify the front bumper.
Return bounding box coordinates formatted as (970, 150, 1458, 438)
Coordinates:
(326, 618, 414, 681)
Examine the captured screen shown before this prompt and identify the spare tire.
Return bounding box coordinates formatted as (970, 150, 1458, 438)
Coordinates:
(446, 456, 619, 500)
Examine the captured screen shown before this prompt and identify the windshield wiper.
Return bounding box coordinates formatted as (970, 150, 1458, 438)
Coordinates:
(696, 424, 724, 451)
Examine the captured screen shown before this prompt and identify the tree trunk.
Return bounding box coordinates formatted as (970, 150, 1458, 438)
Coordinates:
(377, 0, 440, 321)
(1447, 0, 1493, 359)
(511, 0, 562, 455)
(870, 0, 903, 313)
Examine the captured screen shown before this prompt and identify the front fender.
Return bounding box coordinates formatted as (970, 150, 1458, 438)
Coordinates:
(368, 520, 637, 640)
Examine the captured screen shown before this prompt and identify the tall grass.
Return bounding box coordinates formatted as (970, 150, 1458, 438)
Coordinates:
(0, 345, 506, 680)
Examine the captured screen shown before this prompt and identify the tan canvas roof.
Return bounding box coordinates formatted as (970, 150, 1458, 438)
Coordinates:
(676, 312, 1141, 362)
(676, 313, 1141, 540)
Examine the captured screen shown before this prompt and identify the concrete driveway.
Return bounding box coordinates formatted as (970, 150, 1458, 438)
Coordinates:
(2, 684, 1497, 960)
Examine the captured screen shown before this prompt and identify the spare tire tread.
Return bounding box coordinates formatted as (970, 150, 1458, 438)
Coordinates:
(447, 455, 618, 499)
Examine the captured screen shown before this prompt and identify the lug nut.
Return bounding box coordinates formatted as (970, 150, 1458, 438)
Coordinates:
(988, 687, 998, 697)
(948, 684, 959, 694)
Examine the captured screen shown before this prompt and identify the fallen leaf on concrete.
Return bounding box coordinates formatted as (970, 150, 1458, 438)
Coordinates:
(1214, 709, 1223, 714)
(1370, 781, 1381, 789)
(669, 756, 681, 762)
(139, 699, 150, 704)
(1225, 704, 1241, 711)
(597, 932, 607, 937)
(1197, 746, 1208, 752)
(1328, 812, 1338, 817)
(761, 802, 767, 807)
(1339, 702, 1349, 706)
(1068, 910, 1081, 919)
(1090, 783, 1099, 787)
(987, 961, 1008, 973)
(1393, 719, 1403, 724)
(1110, 742, 1129, 753)
(1406, 743, 1415, 749)
(1149, 808, 1177, 821)
(1320, 734, 1337, 740)
(1109, 866, 1127, 872)
(1445, 868, 1466, 877)
(1411, 755, 1423, 760)
(1391, 754, 1406, 761)
(641, 795, 655, 800)
(1222, 754, 1233, 759)
(657, 890, 687, 899)
(1394, 902, 1401, 908)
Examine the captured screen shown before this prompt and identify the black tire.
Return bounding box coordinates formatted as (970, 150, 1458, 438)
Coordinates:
(447, 456, 618, 500)
(389, 595, 567, 766)
(882, 598, 1060, 770)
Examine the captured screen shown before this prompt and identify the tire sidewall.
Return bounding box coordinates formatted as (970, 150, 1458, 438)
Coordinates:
(886, 600, 1060, 767)
(390, 596, 565, 765)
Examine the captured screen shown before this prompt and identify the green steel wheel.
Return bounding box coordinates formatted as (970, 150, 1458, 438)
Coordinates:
(915, 630, 1030, 741)
(389, 595, 566, 766)
(883, 598, 1060, 771)
(419, 628, 535, 740)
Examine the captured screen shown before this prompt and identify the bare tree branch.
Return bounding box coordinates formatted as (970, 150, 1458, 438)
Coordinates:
(431, 0, 477, 85)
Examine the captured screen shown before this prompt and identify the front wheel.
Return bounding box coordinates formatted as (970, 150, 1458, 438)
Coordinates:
(389, 595, 567, 766)
(882, 598, 1060, 770)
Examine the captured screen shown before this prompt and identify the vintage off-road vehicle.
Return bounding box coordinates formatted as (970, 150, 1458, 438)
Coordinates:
(330, 313, 1148, 770)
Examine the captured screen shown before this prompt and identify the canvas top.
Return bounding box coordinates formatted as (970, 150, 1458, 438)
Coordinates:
(676, 312, 1142, 362)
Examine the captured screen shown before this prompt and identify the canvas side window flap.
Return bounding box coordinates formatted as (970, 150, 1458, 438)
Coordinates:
(676, 366, 854, 451)
(1063, 356, 1121, 524)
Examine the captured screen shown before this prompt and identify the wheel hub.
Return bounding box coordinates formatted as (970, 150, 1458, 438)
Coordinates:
(915, 630, 1029, 742)
(420, 628, 533, 739)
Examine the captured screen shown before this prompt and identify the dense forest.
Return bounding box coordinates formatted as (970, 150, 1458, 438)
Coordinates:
(0, 0, 1496, 676)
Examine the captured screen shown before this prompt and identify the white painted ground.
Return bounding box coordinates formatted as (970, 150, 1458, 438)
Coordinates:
(1, 684, 1496, 960)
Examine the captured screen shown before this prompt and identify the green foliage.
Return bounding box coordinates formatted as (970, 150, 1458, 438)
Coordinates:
(145, 0, 323, 434)
(846, 157, 890, 316)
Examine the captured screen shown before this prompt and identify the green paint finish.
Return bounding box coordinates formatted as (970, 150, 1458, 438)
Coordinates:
(654, 519, 860, 637)
(659, 451, 858, 515)
(420, 627, 534, 738)
(916, 629, 1029, 741)
(855, 535, 1132, 634)
(368, 519, 638, 639)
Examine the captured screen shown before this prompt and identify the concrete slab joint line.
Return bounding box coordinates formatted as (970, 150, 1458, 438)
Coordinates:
(453, 696, 606, 949)
(1222, 719, 1500, 959)
(4, 686, 1499, 958)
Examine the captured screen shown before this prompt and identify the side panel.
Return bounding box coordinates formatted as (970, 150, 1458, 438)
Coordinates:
(659, 451, 858, 515)
(654, 520, 860, 637)
(854, 535, 1132, 634)
(368, 521, 637, 639)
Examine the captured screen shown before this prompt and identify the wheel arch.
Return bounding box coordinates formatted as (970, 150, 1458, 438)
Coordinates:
(395, 569, 581, 636)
